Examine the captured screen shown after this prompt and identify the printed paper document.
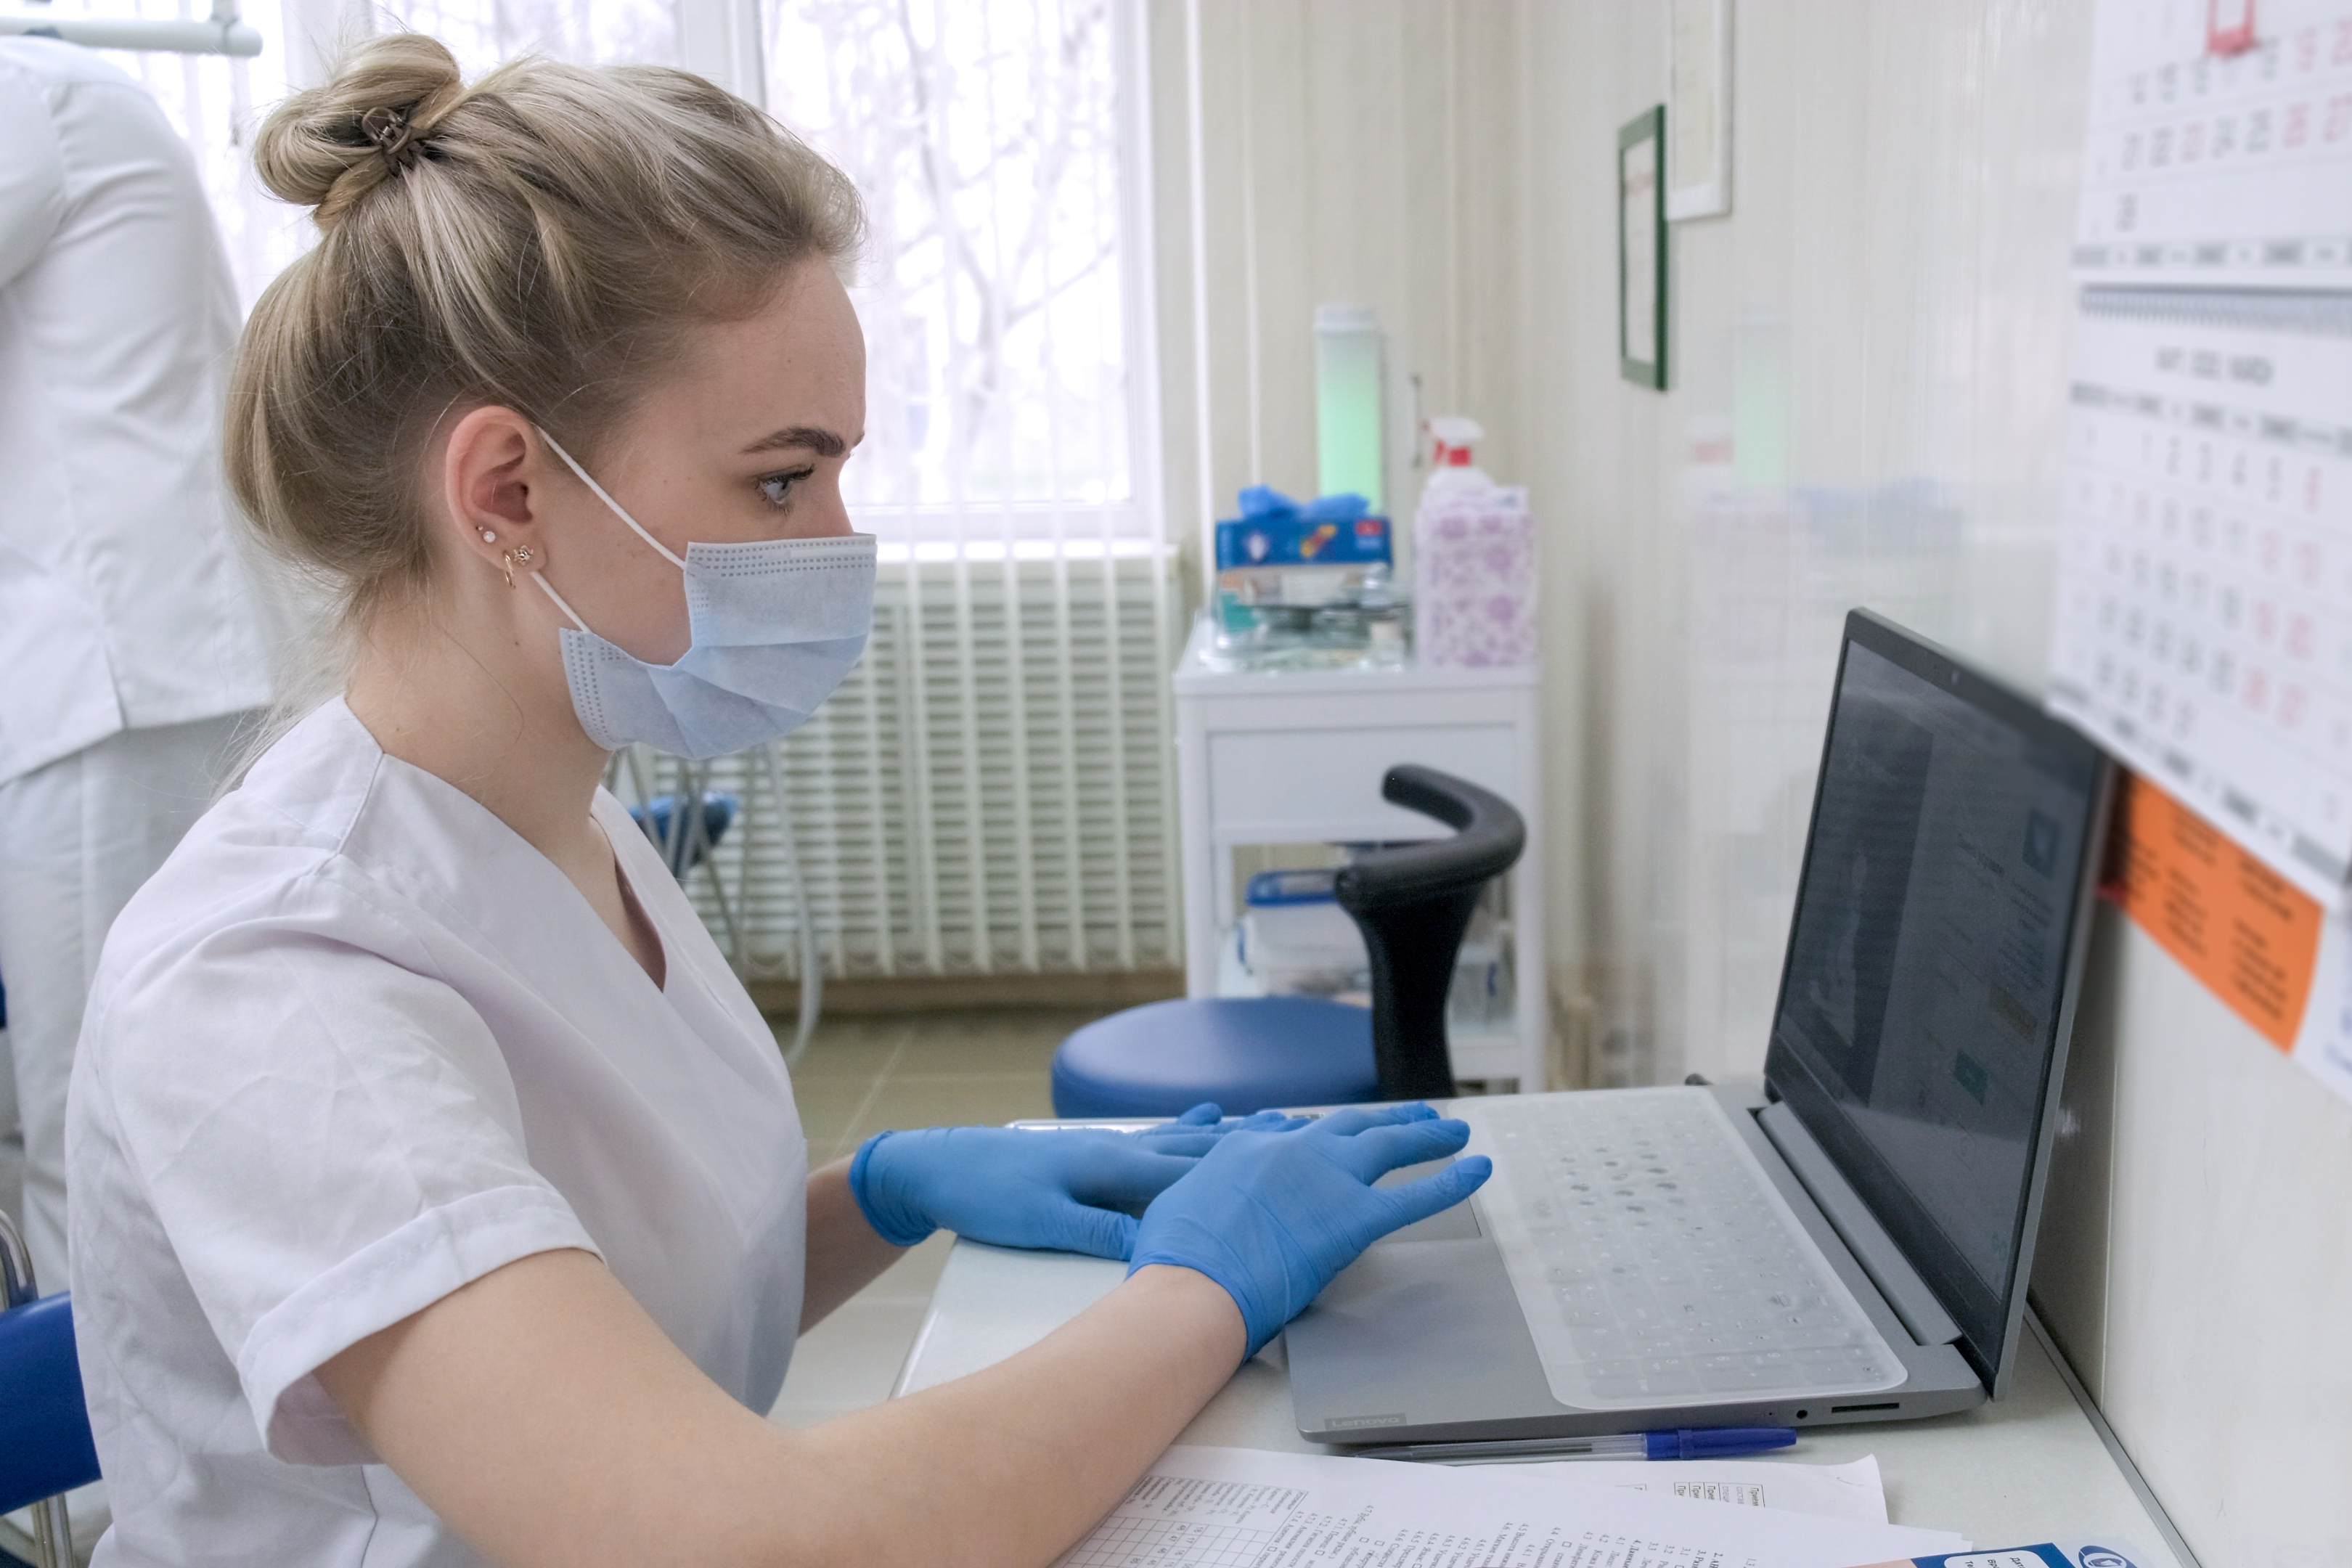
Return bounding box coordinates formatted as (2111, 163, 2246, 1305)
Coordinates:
(1514, 1455, 1890, 1524)
(1053, 1446, 1966, 1568)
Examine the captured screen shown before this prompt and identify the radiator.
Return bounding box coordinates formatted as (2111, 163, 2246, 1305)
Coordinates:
(622, 552, 1184, 984)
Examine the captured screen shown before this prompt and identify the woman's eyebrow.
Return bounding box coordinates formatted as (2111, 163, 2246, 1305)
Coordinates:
(742, 425, 851, 457)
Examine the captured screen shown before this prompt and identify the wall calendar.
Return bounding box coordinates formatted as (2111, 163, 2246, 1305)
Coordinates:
(2049, 293, 2352, 905)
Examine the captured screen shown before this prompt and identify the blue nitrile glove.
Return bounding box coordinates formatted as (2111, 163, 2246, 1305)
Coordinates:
(1236, 484, 1371, 523)
(1125, 1103, 1309, 1158)
(849, 1103, 1305, 1259)
(1127, 1103, 1492, 1356)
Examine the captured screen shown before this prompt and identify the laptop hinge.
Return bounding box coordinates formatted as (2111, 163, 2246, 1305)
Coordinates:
(1757, 1101, 1963, 1349)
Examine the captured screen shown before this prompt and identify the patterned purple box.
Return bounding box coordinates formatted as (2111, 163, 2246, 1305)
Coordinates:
(1414, 488, 1538, 668)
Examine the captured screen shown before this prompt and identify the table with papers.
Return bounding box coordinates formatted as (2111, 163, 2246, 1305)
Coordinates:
(893, 1244, 2192, 1568)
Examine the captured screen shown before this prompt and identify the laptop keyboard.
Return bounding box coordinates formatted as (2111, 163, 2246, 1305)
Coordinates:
(1461, 1089, 1907, 1411)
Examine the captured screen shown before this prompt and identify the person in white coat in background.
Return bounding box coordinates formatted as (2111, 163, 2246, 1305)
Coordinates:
(0, 36, 274, 1295)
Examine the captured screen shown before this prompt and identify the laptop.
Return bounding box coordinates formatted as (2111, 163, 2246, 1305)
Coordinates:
(1284, 608, 2114, 1446)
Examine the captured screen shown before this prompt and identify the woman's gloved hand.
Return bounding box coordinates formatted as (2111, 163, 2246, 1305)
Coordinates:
(1127, 1103, 1492, 1356)
(1124, 1102, 1308, 1158)
(849, 1103, 1304, 1259)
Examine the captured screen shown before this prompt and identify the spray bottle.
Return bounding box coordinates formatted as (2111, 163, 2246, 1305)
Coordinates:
(1422, 416, 1492, 500)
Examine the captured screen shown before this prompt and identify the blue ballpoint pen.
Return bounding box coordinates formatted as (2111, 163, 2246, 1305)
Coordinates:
(1365, 1427, 1797, 1463)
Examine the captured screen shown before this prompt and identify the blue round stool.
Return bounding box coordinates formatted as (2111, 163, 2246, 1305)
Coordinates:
(1050, 997, 1379, 1118)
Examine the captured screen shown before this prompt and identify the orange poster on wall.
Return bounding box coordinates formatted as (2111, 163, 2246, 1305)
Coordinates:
(2104, 770, 2324, 1050)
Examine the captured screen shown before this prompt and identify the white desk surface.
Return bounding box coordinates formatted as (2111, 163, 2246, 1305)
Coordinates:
(894, 1241, 2189, 1563)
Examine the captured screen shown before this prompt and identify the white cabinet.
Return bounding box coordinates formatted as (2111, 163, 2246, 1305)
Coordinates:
(1171, 618, 1547, 1087)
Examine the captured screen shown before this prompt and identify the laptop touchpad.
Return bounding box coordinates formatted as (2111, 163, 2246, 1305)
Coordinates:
(1371, 1159, 1485, 1243)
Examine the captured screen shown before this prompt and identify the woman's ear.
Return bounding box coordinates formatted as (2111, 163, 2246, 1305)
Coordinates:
(441, 406, 546, 586)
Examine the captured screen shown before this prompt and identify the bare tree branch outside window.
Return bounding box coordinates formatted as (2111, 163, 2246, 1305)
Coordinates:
(767, 0, 1134, 527)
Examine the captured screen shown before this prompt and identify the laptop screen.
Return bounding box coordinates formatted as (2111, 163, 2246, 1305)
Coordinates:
(1765, 611, 2109, 1387)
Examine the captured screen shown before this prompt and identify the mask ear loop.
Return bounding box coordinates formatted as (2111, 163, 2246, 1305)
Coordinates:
(534, 571, 595, 634)
(536, 427, 687, 570)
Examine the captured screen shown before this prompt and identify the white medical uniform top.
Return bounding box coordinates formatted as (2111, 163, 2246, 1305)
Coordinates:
(66, 701, 808, 1567)
(0, 38, 271, 784)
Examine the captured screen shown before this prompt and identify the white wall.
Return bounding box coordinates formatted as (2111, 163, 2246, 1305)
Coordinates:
(1518, 1, 2098, 1088)
(1153, 5, 2352, 1566)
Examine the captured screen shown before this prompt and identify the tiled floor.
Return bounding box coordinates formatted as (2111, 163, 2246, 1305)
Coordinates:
(766, 1006, 1103, 1429)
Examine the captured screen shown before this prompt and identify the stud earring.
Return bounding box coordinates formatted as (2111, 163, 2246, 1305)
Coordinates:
(513, 545, 535, 565)
(479, 528, 497, 543)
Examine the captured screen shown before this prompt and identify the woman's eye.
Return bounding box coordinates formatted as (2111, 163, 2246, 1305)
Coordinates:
(758, 468, 814, 507)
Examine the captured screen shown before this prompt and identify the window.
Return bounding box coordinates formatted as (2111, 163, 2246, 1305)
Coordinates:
(20, 0, 1161, 560)
(392, 0, 677, 75)
(763, 0, 1159, 559)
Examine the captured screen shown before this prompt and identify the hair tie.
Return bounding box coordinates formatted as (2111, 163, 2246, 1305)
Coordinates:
(359, 105, 425, 171)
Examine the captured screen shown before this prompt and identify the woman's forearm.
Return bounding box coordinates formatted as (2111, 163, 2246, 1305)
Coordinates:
(801, 1155, 908, 1330)
(330, 1105, 1479, 1568)
(776, 1264, 1245, 1567)
(324, 1247, 1244, 1568)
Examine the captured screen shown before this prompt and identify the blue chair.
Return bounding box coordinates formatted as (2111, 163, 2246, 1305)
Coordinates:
(0, 1209, 98, 1568)
(626, 791, 737, 875)
(1053, 766, 1525, 1116)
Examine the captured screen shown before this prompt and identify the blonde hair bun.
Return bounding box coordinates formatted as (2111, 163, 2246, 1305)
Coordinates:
(253, 33, 470, 225)
(226, 31, 862, 668)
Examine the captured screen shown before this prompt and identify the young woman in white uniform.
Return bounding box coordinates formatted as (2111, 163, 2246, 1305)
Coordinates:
(63, 36, 1490, 1568)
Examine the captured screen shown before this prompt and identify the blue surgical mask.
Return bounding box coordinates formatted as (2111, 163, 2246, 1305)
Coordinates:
(532, 430, 876, 759)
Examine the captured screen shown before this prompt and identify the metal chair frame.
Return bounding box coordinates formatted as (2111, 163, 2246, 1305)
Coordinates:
(603, 739, 825, 1063)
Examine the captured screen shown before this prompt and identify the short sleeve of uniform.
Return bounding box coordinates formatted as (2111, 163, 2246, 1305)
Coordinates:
(82, 872, 602, 1467)
(0, 57, 68, 290)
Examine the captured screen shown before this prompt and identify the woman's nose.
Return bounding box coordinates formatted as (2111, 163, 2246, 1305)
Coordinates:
(804, 491, 856, 539)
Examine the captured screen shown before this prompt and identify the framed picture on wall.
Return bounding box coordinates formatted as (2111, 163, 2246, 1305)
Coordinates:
(1619, 105, 1668, 390)
(1667, 0, 1731, 219)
